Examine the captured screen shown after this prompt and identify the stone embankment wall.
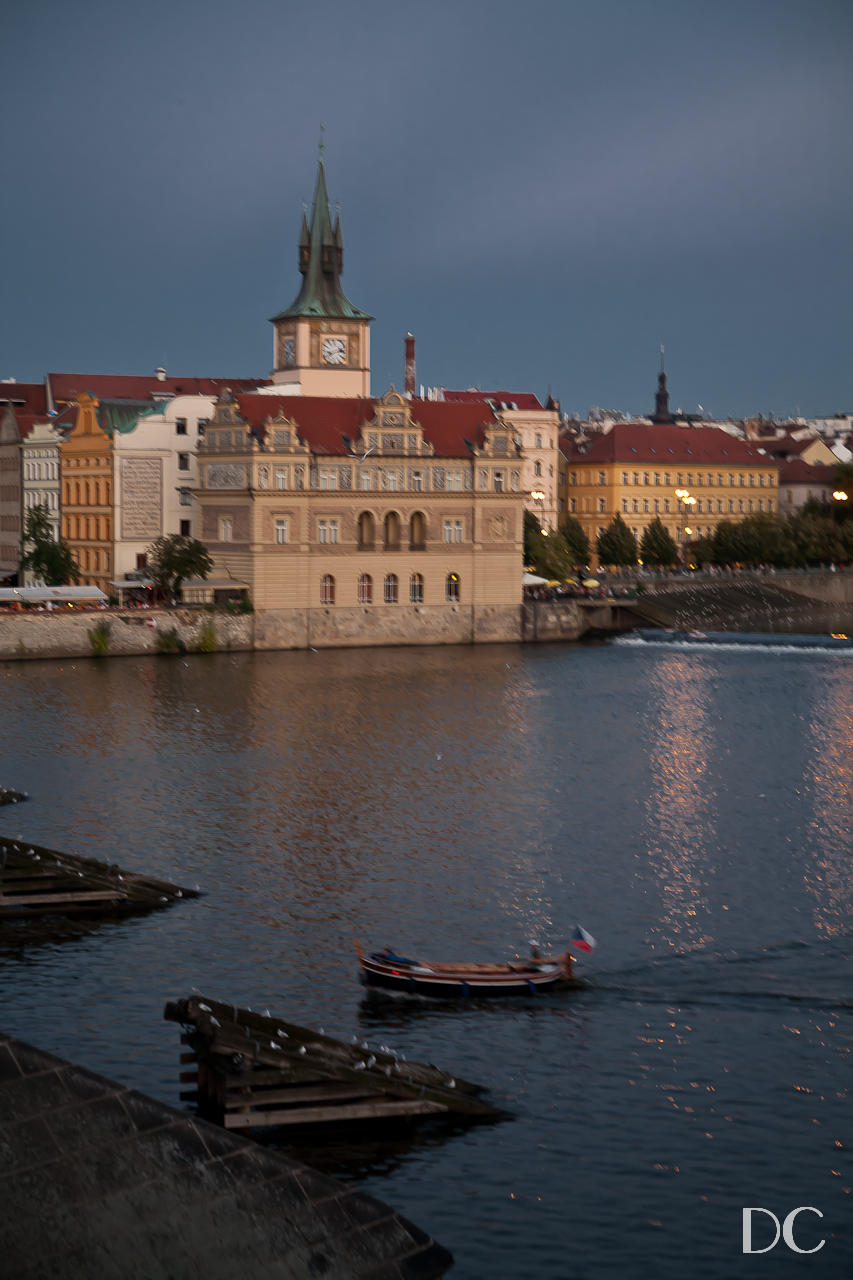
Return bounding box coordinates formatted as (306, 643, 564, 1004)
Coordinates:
(255, 603, 522, 650)
(0, 1032, 452, 1279)
(521, 600, 586, 642)
(0, 609, 253, 662)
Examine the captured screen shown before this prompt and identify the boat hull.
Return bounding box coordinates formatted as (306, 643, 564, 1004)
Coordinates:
(359, 956, 568, 997)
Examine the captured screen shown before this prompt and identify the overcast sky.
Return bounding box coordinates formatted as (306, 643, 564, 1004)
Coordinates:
(3, 0, 852, 418)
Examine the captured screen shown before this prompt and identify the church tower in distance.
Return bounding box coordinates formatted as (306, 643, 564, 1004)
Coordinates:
(269, 152, 372, 396)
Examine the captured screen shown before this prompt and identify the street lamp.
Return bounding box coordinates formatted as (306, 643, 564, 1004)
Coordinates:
(674, 488, 697, 563)
(531, 489, 546, 529)
(833, 490, 848, 503)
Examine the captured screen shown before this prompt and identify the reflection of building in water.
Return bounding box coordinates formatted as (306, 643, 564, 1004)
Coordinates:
(644, 656, 717, 949)
(802, 673, 853, 936)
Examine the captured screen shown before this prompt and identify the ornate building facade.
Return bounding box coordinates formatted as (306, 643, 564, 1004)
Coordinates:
(194, 388, 525, 646)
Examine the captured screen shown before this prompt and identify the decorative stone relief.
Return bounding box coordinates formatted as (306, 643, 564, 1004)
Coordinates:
(206, 464, 246, 489)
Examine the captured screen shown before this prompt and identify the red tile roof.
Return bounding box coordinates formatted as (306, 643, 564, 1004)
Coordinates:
(234, 394, 500, 457)
(441, 389, 544, 411)
(0, 382, 47, 415)
(48, 373, 268, 404)
(778, 458, 836, 486)
(560, 422, 776, 467)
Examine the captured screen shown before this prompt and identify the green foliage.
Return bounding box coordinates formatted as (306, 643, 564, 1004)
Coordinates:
(639, 516, 678, 567)
(197, 618, 217, 653)
(19, 504, 80, 586)
(596, 513, 638, 567)
(154, 627, 187, 654)
(88, 619, 112, 656)
(557, 515, 590, 567)
(523, 509, 544, 567)
(145, 534, 213, 601)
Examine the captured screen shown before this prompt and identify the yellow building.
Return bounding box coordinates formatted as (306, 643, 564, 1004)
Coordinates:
(59, 392, 116, 593)
(560, 422, 780, 565)
(194, 387, 525, 647)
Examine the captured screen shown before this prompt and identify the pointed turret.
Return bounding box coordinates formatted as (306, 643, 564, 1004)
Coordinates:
(271, 159, 371, 322)
(651, 348, 673, 424)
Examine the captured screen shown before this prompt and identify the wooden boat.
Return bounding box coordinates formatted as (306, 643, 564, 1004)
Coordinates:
(356, 941, 574, 997)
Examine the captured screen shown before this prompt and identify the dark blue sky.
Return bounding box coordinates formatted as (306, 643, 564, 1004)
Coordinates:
(4, 0, 852, 418)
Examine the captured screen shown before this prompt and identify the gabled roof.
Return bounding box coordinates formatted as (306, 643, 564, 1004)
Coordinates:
(441, 389, 544, 412)
(560, 422, 776, 467)
(233, 394, 499, 458)
(48, 373, 267, 405)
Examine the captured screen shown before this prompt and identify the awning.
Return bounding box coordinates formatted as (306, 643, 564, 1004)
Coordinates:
(110, 579, 154, 589)
(182, 577, 250, 589)
(522, 572, 549, 586)
(0, 586, 108, 602)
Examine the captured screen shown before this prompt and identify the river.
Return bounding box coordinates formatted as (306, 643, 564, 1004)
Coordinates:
(1, 636, 852, 1278)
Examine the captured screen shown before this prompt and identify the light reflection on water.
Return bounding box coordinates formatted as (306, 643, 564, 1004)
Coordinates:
(1, 642, 852, 1278)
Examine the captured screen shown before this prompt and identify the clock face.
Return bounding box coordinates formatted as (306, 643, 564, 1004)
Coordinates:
(322, 337, 347, 366)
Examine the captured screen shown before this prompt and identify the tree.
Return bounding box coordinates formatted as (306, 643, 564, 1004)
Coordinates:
(596, 513, 637, 568)
(639, 517, 678, 567)
(523, 509, 544, 568)
(146, 534, 213, 602)
(558, 515, 590, 568)
(19, 504, 80, 586)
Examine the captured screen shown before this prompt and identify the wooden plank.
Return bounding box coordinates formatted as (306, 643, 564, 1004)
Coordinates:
(179, 1070, 198, 1084)
(0, 890, 123, 906)
(223, 1099, 447, 1129)
(223, 1085, 377, 1108)
(180, 1052, 197, 1065)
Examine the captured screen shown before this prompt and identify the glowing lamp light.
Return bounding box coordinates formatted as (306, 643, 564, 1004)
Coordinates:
(833, 490, 848, 502)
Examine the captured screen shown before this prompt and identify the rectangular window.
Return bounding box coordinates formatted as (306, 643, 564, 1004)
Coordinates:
(570, 497, 577, 513)
(654, 472, 660, 486)
(359, 469, 373, 490)
(621, 472, 629, 485)
(197, 418, 208, 437)
(643, 498, 649, 513)
(443, 519, 463, 543)
(598, 497, 606, 513)
(179, 487, 191, 506)
(412, 471, 423, 491)
(633, 472, 639, 486)
(664, 498, 670, 513)
(569, 471, 577, 486)
(386, 471, 398, 491)
(219, 517, 233, 542)
(319, 469, 338, 490)
(643, 473, 649, 485)
(275, 467, 287, 489)
(180, 519, 191, 536)
(495, 471, 504, 492)
(178, 453, 190, 471)
(654, 498, 660, 513)
(447, 470, 463, 491)
(598, 471, 606, 486)
(275, 518, 288, 544)
(176, 418, 187, 436)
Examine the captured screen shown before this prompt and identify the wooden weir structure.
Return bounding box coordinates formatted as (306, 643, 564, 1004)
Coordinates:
(165, 994, 500, 1132)
(0, 835, 198, 918)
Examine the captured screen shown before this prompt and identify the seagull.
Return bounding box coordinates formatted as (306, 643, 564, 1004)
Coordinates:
(298, 1045, 307, 1056)
(349, 444, 375, 463)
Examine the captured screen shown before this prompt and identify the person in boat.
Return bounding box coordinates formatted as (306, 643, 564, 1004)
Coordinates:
(529, 940, 542, 967)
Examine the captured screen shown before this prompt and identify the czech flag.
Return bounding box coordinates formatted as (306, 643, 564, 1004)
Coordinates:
(570, 925, 596, 953)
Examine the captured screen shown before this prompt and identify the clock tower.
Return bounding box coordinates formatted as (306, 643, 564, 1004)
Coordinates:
(270, 153, 372, 396)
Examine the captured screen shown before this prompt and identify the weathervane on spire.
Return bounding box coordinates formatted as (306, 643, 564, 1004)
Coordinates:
(660, 343, 665, 372)
(318, 124, 326, 162)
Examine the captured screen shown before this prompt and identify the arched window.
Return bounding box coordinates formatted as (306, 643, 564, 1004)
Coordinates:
(534, 460, 542, 477)
(320, 574, 335, 605)
(358, 511, 375, 550)
(409, 511, 426, 551)
(410, 573, 424, 604)
(446, 572, 460, 603)
(383, 511, 400, 552)
(384, 573, 398, 604)
(358, 573, 372, 604)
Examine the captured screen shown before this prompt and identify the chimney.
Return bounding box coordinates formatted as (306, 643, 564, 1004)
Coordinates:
(155, 366, 167, 382)
(404, 333, 415, 399)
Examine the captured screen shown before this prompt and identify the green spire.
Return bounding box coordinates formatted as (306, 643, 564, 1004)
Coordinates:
(271, 157, 372, 322)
